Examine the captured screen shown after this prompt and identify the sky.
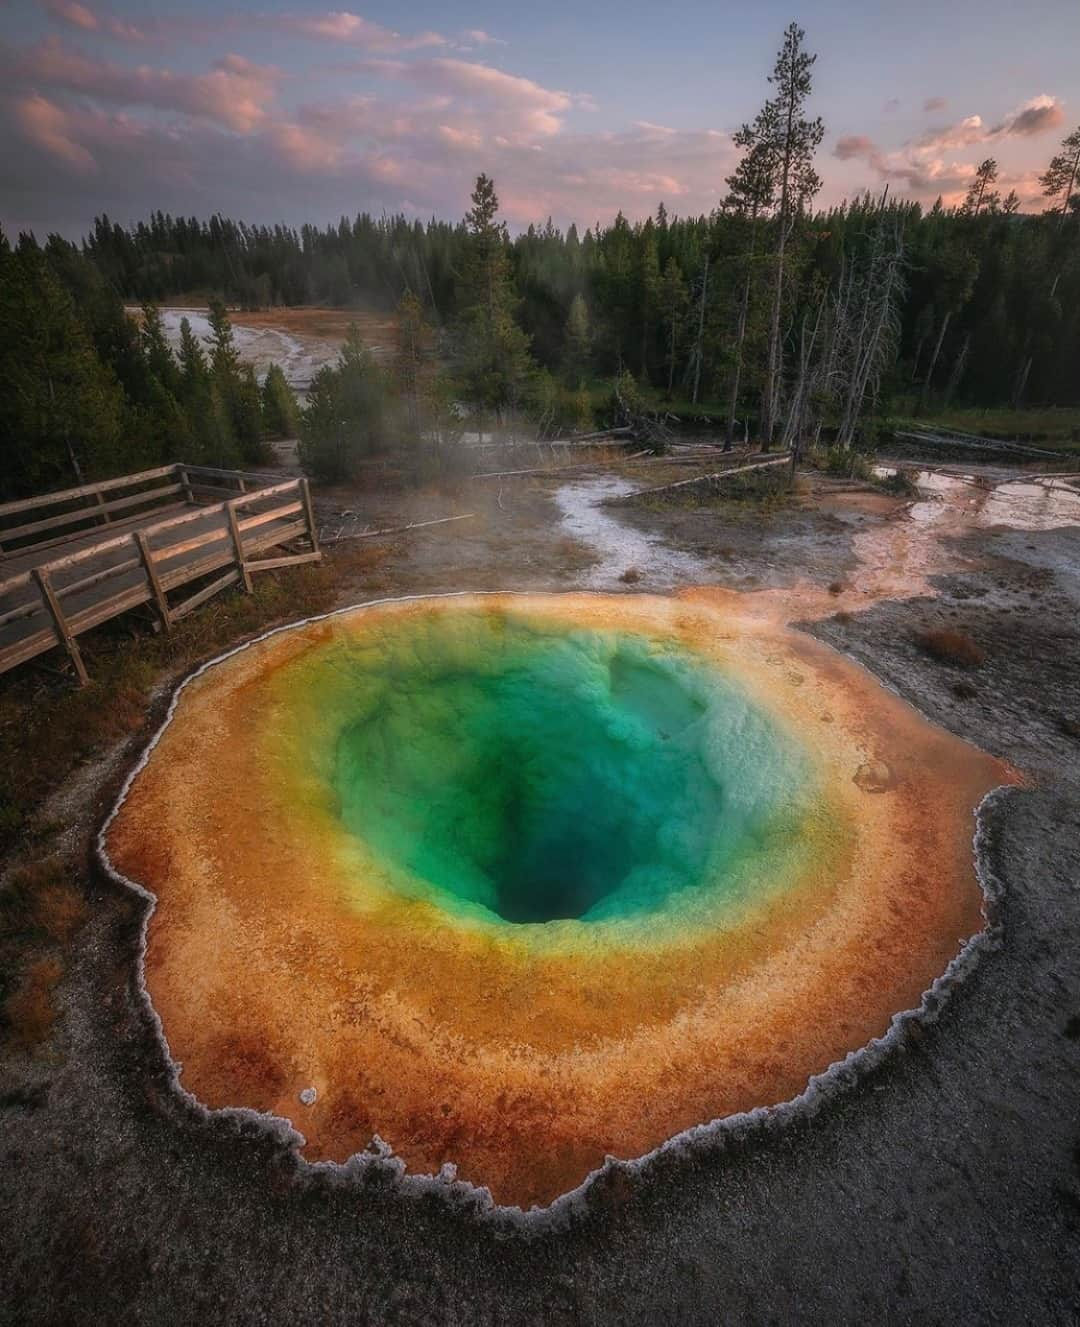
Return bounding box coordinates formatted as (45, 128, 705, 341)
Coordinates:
(1, 0, 1077, 239)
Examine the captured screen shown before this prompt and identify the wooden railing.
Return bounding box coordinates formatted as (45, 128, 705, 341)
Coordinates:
(0, 471, 320, 683)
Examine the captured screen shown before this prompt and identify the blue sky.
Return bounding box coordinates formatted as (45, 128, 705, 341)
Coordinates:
(2, 0, 1076, 237)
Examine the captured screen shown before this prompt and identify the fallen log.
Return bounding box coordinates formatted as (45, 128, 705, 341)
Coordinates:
(325, 513, 477, 542)
(609, 454, 793, 501)
(565, 426, 634, 443)
(893, 429, 1061, 461)
(471, 450, 651, 480)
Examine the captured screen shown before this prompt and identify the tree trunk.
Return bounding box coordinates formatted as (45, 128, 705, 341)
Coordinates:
(1057, 148, 1080, 230)
(690, 252, 709, 406)
(919, 309, 951, 413)
(47, 372, 84, 486)
(911, 331, 927, 383)
(942, 333, 970, 407)
(725, 225, 757, 452)
(763, 227, 787, 450)
(1012, 355, 1033, 409)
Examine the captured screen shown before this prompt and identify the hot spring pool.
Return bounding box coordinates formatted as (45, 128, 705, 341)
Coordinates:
(102, 592, 1011, 1209)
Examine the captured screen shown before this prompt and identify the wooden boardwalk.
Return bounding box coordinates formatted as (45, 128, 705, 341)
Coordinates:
(0, 464, 320, 683)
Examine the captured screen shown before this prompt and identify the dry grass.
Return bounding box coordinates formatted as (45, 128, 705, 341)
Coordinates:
(0, 859, 89, 946)
(0, 860, 88, 1052)
(914, 628, 986, 669)
(619, 567, 642, 584)
(3, 956, 63, 1050)
(828, 580, 845, 595)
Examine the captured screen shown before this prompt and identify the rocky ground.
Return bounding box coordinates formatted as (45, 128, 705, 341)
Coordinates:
(1, 457, 1078, 1325)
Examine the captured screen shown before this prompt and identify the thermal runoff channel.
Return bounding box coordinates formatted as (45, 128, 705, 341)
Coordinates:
(104, 593, 1014, 1208)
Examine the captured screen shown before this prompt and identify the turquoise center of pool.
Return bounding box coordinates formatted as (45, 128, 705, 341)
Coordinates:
(327, 613, 808, 926)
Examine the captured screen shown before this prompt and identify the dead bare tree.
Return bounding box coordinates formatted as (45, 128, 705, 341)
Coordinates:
(833, 212, 907, 449)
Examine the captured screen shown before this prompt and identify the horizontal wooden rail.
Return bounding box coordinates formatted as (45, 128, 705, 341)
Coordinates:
(237, 501, 303, 534)
(181, 464, 282, 486)
(0, 465, 181, 520)
(170, 569, 240, 621)
(0, 483, 183, 546)
(58, 554, 142, 602)
(246, 550, 322, 573)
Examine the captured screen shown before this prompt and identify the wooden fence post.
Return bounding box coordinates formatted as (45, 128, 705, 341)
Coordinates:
(226, 501, 253, 593)
(177, 465, 194, 504)
(93, 484, 112, 526)
(33, 566, 89, 685)
(134, 530, 171, 632)
(300, 479, 320, 555)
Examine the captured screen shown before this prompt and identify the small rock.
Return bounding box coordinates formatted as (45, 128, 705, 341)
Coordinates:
(853, 760, 894, 794)
(299, 1087, 317, 1106)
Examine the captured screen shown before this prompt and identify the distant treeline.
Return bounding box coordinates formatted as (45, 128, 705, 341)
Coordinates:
(80, 187, 1080, 416)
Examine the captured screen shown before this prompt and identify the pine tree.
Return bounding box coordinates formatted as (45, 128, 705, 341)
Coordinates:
(737, 23, 824, 445)
(723, 139, 777, 446)
(393, 291, 432, 440)
(0, 242, 128, 496)
(178, 316, 209, 391)
(658, 258, 689, 396)
(563, 293, 592, 387)
(1040, 125, 1080, 226)
(261, 362, 299, 438)
(453, 174, 535, 436)
(233, 365, 267, 463)
(176, 315, 237, 465)
(636, 218, 661, 380)
(299, 325, 391, 481)
(141, 303, 179, 395)
(206, 296, 239, 379)
(962, 160, 1001, 217)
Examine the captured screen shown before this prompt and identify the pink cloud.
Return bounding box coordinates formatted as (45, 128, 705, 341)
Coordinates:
(835, 92, 1067, 208)
(458, 30, 507, 48)
(336, 57, 586, 140)
(917, 95, 1065, 154)
(9, 38, 282, 131)
(42, 0, 146, 43)
(280, 11, 446, 53)
(13, 91, 97, 171)
(995, 94, 1065, 137)
(834, 134, 876, 161)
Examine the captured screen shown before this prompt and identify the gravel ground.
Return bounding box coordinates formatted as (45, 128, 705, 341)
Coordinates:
(1, 474, 1078, 1326)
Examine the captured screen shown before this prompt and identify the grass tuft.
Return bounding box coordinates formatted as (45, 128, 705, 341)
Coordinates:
(0, 859, 89, 946)
(3, 956, 63, 1050)
(915, 628, 986, 669)
(619, 567, 642, 584)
